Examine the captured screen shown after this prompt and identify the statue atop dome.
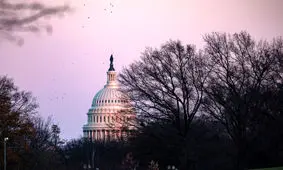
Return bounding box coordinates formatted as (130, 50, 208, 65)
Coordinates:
(108, 54, 115, 71)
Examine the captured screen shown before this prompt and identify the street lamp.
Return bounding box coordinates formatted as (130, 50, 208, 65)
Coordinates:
(4, 137, 8, 170)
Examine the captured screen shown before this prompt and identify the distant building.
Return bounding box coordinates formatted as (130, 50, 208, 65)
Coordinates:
(82, 55, 135, 141)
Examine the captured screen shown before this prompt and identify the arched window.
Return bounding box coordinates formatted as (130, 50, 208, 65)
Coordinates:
(93, 116, 95, 122)
(100, 116, 102, 122)
(104, 116, 106, 122)
(108, 116, 110, 122)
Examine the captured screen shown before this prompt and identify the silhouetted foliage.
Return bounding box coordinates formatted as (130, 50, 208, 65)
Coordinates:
(202, 31, 283, 169)
(2, 32, 283, 170)
(0, 76, 67, 170)
(0, 75, 37, 169)
(119, 40, 210, 169)
(119, 33, 283, 170)
(128, 116, 234, 170)
(62, 138, 129, 170)
(23, 117, 65, 170)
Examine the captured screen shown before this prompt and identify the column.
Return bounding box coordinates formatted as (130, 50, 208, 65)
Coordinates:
(97, 130, 100, 140)
(115, 130, 118, 140)
(107, 130, 110, 141)
(122, 130, 125, 139)
(92, 130, 95, 141)
(111, 130, 115, 140)
(103, 130, 105, 141)
(109, 130, 112, 140)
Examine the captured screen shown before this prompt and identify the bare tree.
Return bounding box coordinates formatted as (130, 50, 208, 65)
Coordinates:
(0, 0, 70, 45)
(0, 75, 38, 139)
(202, 31, 283, 169)
(0, 75, 38, 169)
(0, 76, 66, 169)
(119, 40, 209, 169)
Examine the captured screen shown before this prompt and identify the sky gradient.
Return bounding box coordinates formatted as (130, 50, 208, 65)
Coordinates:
(0, 0, 283, 140)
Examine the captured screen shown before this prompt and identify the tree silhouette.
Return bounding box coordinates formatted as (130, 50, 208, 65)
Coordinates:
(202, 31, 283, 169)
(0, 76, 37, 169)
(119, 40, 210, 169)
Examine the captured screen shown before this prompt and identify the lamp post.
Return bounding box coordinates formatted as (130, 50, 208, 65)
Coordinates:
(4, 137, 8, 170)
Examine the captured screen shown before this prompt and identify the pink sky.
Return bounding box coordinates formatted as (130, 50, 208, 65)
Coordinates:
(0, 0, 283, 140)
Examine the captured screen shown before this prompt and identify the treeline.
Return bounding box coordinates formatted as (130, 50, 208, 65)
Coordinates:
(1, 31, 283, 170)
(120, 31, 283, 170)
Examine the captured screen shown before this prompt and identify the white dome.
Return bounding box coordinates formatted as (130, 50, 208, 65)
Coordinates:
(83, 55, 135, 141)
(91, 84, 126, 107)
(91, 68, 128, 108)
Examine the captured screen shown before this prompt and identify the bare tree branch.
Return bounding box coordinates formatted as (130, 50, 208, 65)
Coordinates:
(119, 40, 209, 139)
(0, 0, 71, 45)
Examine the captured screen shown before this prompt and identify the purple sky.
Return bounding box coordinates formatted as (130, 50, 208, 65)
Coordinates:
(0, 0, 283, 140)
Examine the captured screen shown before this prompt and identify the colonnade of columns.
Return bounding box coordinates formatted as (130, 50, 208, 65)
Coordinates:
(83, 129, 131, 141)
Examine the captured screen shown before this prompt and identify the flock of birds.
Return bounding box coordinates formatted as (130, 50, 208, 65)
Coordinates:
(83, 2, 115, 14)
(48, 77, 67, 102)
(48, 1, 117, 102)
(105, 3, 115, 13)
(81, 1, 116, 29)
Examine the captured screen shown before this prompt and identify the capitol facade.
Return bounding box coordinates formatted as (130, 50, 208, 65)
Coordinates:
(82, 55, 136, 141)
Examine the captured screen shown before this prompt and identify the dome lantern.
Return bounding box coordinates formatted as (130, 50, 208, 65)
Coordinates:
(106, 55, 117, 87)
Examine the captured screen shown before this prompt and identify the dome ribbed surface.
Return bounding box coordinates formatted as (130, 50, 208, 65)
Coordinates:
(92, 86, 124, 107)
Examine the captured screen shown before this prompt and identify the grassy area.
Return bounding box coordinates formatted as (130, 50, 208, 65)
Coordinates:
(251, 167, 283, 170)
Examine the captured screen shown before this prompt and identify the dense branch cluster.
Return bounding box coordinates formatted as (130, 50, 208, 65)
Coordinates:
(202, 32, 283, 169)
(119, 32, 283, 169)
(0, 76, 64, 170)
(119, 41, 209, 137)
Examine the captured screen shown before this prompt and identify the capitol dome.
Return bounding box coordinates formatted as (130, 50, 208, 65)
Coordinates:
(91, 83, 126, 108)
(83, 55, 135, 141)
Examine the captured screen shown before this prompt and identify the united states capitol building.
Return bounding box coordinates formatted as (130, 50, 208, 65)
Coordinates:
(82, 55, 136, 141)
